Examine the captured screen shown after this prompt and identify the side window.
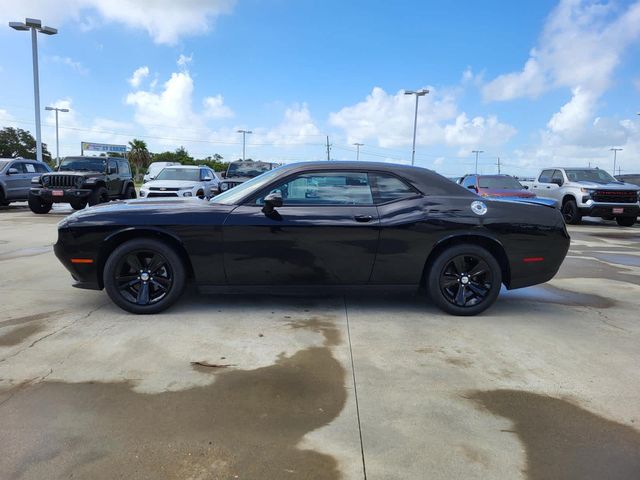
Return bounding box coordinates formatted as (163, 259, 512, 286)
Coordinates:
(257, 171, 373, 205)
(551, 170, 564, 185)
(108, 160, 118, 174)
(538, 169, 554, 183)
(462, 176, 476, 188)
(371, 173, 418, 204)
(10, 162, 26, 173)
(24, 163, 37, 173)
(34, 163, 49, 173)
(200, 169, 209, 180)
(118, 161, 130, 175)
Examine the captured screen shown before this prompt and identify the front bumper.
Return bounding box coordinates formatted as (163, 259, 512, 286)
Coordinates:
(578, 202, 640, 217)
(54, 230, 101, 290)
(31, 187, 92, 203)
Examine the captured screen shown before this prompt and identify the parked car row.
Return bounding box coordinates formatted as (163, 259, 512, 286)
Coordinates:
(139, 165, 220, 199)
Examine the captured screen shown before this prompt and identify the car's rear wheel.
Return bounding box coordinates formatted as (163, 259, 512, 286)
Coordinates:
(615, 216, 636, 227)
(70, 199, 87, 210)
(427, 244, 502, 316)
(103, 238, 186, 314)
(561, 199, 582, 225)
(28, 192, 52, 214)
(123, 185, 137, 199)
(89, 186, 108, 206)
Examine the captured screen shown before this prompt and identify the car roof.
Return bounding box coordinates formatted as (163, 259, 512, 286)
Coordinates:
(159, 165, 200, 169)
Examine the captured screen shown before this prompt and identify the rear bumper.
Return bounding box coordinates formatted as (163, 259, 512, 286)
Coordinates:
(31, 187, 92, 203)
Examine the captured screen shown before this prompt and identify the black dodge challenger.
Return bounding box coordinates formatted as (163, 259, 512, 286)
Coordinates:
(54, 161, 570, 316)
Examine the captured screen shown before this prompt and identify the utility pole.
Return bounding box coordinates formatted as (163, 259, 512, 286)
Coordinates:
(404, 89, 429, 166)
(353, 143, 363, 161)
(496, 156, 501, 174)
(9, 18, 58, 162)
(610, 148, 622, 175)
(45, 106, 69, 167)
(472, 150, 484, 174)
(237, 129, 252, 160)
(326, 135, 331, 161)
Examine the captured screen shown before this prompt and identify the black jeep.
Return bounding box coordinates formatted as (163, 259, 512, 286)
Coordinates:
(218, 160, 278, 194)
(28, 156, 136, 214)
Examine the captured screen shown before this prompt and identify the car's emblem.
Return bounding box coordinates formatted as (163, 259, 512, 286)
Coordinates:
(471, 201, 487, 216)
(160, 187, 166, 191)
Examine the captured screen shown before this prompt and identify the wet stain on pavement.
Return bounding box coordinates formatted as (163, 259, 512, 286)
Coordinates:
(0, 246, 52, 262)
(502, 284, 614, 309)
(0, 311, 64, 329)
(470, 390, 640, 480)
(286, 316, 342, 346)
(0, 322, 46, 347)
(0, 343, 347, 479)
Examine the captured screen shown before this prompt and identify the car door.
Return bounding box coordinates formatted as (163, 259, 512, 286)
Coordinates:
(533, 169, 560, 199)
(106, 159, 120, 196)
(4, 161, 28, 199)
(200, 168, 214, 197)
(222, 170, 380, 285)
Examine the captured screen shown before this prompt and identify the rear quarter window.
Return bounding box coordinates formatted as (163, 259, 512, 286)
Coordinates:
(371, 173, 419, 204)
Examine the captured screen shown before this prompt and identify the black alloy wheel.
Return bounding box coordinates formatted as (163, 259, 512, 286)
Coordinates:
(28, 192, 52, 214)
(104, 238, 186, 314)
(124, 185, 137, 199)
(561, 199, 582, 225)
(89, 186, 109, 206)
(615, 216, 636, 227)
(427, 244, 502, 316)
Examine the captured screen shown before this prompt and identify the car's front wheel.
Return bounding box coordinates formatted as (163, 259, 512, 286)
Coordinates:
(615, 216, 636, 227)
(561, 199, 582, 225)
(103, 238, 186, 314)
(123, 185, 137, 200)
(28, 192, 52, 214)
(427, 244, 502, 316)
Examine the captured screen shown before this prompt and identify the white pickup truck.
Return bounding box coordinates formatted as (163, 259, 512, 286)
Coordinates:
(531, 167, 640, 226)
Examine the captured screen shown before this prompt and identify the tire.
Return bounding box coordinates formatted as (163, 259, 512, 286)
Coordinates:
(88, 186, 108, 206)
(0, 188, 7, 206)
(615, 216, 636, 227)
(123, 184, 137, 200)
(196, 189, 205, 200)
(561, 199, 582, 225)
(103, 238, 186, 314)
(426, 244, 502, 316)
(70, 199, 87, 210)
(28, 192, 52, 214)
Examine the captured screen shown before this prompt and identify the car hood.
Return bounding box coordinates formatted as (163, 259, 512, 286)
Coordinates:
(221, 176, 253, 183)
(60, 198, 233, 226)
(46, 171, 102, 177)
(143, 180, 199, 189)
(574, 181, 638, 190)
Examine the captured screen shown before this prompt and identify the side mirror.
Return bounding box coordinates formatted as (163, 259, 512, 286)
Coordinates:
(467, 185, 477, 191)
(203, 176, 212, 182)
(551, 178, 563, 186)
(262, 192, 283, 214)
(7, 167, 19, 175)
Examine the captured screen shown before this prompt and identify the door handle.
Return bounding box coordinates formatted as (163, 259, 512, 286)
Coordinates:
(354, 215, 373, 223)
(546, 186, 551, 189)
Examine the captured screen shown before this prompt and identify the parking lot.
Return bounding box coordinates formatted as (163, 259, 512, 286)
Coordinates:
(1, 203, 639, 480)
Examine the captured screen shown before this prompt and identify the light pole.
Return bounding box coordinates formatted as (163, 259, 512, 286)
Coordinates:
(237, 129, 252, 161)
(9, 18, 58, 162)
(610, 148, 622, 175)
(353, 143, 363, 161)
(404, 88, 429, 166)
(45, 106, 69, 167)
(472, 150, 484, 174)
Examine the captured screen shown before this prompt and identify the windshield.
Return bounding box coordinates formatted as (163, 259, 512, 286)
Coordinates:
(155, 168, 200, 181)
(565, 169, 617, 183)
(226, 161, 272, 178)
(478, 176, 524, 190)
(59, 157, 106, 172)
(211, 167, 284, 205)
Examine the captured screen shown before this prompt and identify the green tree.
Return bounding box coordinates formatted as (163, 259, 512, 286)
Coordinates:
(0, 127, 52, 163)
(128, 138, 151, 181)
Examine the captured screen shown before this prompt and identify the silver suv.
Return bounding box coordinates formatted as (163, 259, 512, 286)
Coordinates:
(532, 168, 640, 226)
(0, 158, 51, 206)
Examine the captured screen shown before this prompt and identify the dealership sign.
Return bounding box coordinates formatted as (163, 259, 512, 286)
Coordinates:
(81, 142, 128, 154)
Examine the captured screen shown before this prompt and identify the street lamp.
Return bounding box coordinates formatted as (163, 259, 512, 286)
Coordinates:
(45, 106, 69, 167)
(9, 18, 58, 162)
(404, 88, 429, 166)
(353, 143, 363, 161)
(610, 148, 622, 175)
(237, 129, 252, 161)
(472, 150, 484, 174)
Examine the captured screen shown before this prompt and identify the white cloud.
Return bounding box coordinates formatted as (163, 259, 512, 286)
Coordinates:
(177, 54, 193, 68)
(329, 87, 515, 149)
(263, 104, 321, 146)
(203, 95, 234, 119)
(483, 0, 640, 102)
(48, 55, 89, 75)
(128, 66, 149, 88)
(0, 0, 236, 45)
(546, 86, 596, 134)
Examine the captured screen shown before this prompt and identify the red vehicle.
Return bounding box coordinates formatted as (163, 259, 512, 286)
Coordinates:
(459, 174, 536, 199)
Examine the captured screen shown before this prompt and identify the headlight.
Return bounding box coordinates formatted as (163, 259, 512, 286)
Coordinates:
(220, 183, 229, 191)
(179, 185, 196, 190)
(85, 177, 98, 184)
(75, 177, 84, 188)
(41, 175, 49, 186)
(580, 188, 595, 194)
(182, 191, 192, 197)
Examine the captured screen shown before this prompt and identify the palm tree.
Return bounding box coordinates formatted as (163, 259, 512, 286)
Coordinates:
(128, 139, 151, 182)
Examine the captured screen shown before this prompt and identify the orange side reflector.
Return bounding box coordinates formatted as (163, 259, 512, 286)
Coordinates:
(523, 257, 544, 263)
(71, 258, 94, 264)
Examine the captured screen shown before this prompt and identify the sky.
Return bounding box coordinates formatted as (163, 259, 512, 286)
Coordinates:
(0, 0, 639, 177)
